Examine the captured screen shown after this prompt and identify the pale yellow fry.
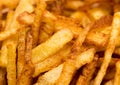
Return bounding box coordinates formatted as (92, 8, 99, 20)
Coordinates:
(0, 0, 34, 41)
(76, 48, 95, 69)
(7, 40, 17, 85)
(34, 64, 63, 85)
(32, 0, 46, 47)
(93, 12, 120, 85)
(114, 61, 120, 85)
(33, 44, 71, 77)
(32, 29, 73, 64)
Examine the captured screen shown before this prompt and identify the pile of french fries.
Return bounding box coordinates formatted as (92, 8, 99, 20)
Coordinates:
(0, 0, 120, 85)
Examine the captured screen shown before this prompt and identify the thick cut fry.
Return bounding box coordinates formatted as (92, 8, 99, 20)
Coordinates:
(32, 0, 46, 47)
(55, 60, 77, 85)
(33, 44, 71, 77)
(34, 64, 63, 85)
(32, 29, 73, 64)
(7, 39, 17, 85)
(93, 12, 120, 85)
(0, 0, 34, 41)
(114, 61, 120, 85)
(17, 28, 26, 78)
(76, 56, 98, 85)
(0, 68, 6, 85)
(17, 30, 34, 85)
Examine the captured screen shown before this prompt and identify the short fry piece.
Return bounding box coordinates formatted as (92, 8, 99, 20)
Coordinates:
(93, 12, 120, 85)
(32, 29, 73, 64)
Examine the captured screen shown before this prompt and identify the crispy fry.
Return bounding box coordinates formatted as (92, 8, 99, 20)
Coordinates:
(114, 61, 120, 85)
(32, 29, 73, 64)
(17, 30, 34, 85)
(56, 60, 77, 85)
(0, 0, 34, 41)
(17, 27, 26, 77)
(32, 0, 46, 47)
(7, 37, 17, 85)
(76, 56, 98, 85)
(76, 48, 95, 69)
(93, 12, 120, 85)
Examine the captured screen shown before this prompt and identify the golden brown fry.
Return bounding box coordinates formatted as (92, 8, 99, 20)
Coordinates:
(32, 0, 46, 47)
(93, 12, 120, 85)
(33, 44, 71, 77)
(32, 29, 73, 64)
(0, 68, 6, 85)
(17, 28, 26, 78)
(85, 16, 112, 48)
(17, 30, 34, 85)
(55, 60, 77, 85)
(7, 38, 17, 85)
(114, 61, 120, 85)
(76, 56, 98, 85)
(34, 64, 63, 85)
(0, 0, 34, 41)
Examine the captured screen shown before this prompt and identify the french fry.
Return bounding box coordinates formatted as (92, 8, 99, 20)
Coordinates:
(33, 44, 71, 77)
(76, 56, 98, 85)
(0, 0, 34, 41)
(55, 59, 77, 85)
(0, 11, 14, 67)
(85, 16, 112, 48)
(17, 30, 34, 85)
(0, 68, 6, 85)
(32, 0, 46, 47)
(34, 64, 63, 85)
(17, 27, 26, 78)
(114, 61, 120, 85)
(32, 29, 73, 64)
(76, 48, 95, 69)
(93, 12, 120, 85)
(7, 37, 17, 85)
